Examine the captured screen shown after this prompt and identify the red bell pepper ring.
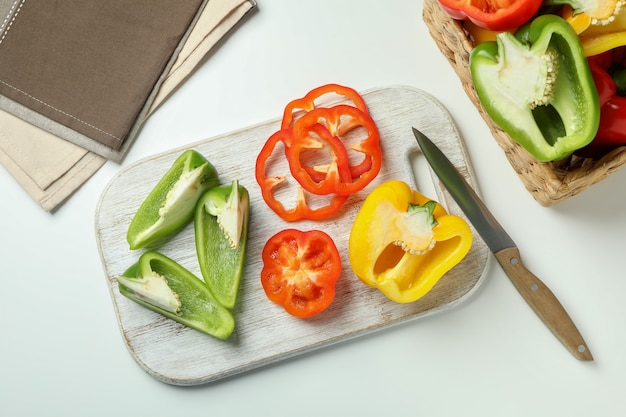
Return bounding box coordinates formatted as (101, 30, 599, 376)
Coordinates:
(288, 104, 382, 195)
(281, 83, 369, 130)
(576, 47, 626, 158)
(255, 128, 349, 221)
(284, 122, 355, 196)
(260, 228, 341, 318)
(436, 0, 542, 31)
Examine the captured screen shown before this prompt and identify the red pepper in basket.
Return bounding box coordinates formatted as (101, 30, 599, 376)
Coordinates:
(576, 47, 626, 158)
(437, 0, 542, 31)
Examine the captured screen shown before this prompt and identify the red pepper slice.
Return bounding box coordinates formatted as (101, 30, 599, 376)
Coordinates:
(287, 104, 382, 195)
(260, 229, 341, 318)
(284, 122, 354, 195)
(281, 83, 369, 130)
(436, 0, 542, 31)
(255, 128, 349, 221)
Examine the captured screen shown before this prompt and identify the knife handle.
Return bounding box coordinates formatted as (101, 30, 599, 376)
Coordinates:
(494, 247, 593, 361)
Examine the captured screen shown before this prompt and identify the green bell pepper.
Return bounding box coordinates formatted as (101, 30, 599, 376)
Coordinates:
(126, 150, 219, 250)
(470, 14, 600, 162)
(194, 180, 250, 309)
(116, 251, 235, 339)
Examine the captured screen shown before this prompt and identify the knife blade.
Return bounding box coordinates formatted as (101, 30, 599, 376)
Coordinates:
(412, 127, 593, 361)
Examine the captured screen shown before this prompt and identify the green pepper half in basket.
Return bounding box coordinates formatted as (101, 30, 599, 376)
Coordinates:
(469, 14, 600, 162)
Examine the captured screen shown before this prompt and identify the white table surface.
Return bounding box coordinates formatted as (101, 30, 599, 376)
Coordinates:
(2, 1, 625, 415)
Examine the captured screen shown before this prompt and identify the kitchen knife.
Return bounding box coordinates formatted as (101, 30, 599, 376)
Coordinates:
(412, 127, 593, 361)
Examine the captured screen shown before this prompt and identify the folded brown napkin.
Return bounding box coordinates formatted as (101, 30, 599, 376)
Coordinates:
(0, 0, 210, 160)
(0, 0, 256, 211)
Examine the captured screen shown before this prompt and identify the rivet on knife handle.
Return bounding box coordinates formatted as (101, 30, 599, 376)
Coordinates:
(494, 247, 593, 361)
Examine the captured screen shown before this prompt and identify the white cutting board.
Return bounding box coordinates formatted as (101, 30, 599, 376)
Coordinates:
(95, 86, 491, 385)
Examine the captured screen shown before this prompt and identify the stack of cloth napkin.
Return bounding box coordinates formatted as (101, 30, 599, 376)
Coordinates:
(0, 0, 256, 211)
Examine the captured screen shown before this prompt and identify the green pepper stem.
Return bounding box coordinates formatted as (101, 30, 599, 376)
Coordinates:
(408, 201, 439, 228)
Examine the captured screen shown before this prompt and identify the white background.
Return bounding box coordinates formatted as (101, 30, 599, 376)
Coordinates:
(2, 1, 625, 415)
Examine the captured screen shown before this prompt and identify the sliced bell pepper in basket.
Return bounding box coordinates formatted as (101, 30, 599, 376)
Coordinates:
(576, 47, 626, 157)
(470, 14, 600, 161)
(126, 150, 219, 250)
(437, 0, 543, 31)
(194, 180, 250, 309)
(557, 1, 626, 55)
(348, 180, 472, 304)
(260, 228, 342, 318)
(116, 251, 235, 339)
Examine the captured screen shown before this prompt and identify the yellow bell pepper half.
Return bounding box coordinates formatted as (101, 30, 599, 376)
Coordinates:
(561, 2, 626, 56)
(348, 180, 473, 304)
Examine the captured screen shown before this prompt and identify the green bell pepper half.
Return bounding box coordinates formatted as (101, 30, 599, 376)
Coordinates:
(116, 251, 235, 339)
(469, 14, 600, 162)
(126, 149, 219, 250)
(194, 180, 250, 309)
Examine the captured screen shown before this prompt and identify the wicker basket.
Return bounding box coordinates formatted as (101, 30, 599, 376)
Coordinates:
(422, 0, 626, 206)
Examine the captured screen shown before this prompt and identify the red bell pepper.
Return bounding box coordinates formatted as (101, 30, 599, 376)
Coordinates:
(287, 104, 382, 195)
(281, 83, 369, 130)
(437, 0, 542, 31)
(260, 229, 342, 318)
(255, 128, 349, 222)
(576, 47, 626, 158)
(284, 121, 354, 195)
(256, 84, 383, 221)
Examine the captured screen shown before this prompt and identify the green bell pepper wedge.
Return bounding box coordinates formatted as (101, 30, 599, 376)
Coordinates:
(116, 251, 235, 339)
(126, 149, 219, 250)
(194, 180, 250, 309)
(469, 15, 600, 162)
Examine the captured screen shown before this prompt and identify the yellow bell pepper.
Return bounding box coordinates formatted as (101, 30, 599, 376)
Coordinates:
(348, 180, 472, 303)
(463, 20, 501, 44)
(560, 2, 626, 56)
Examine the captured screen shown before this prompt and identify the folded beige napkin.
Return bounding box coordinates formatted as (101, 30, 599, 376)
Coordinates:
(0, 0, 256, 212)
